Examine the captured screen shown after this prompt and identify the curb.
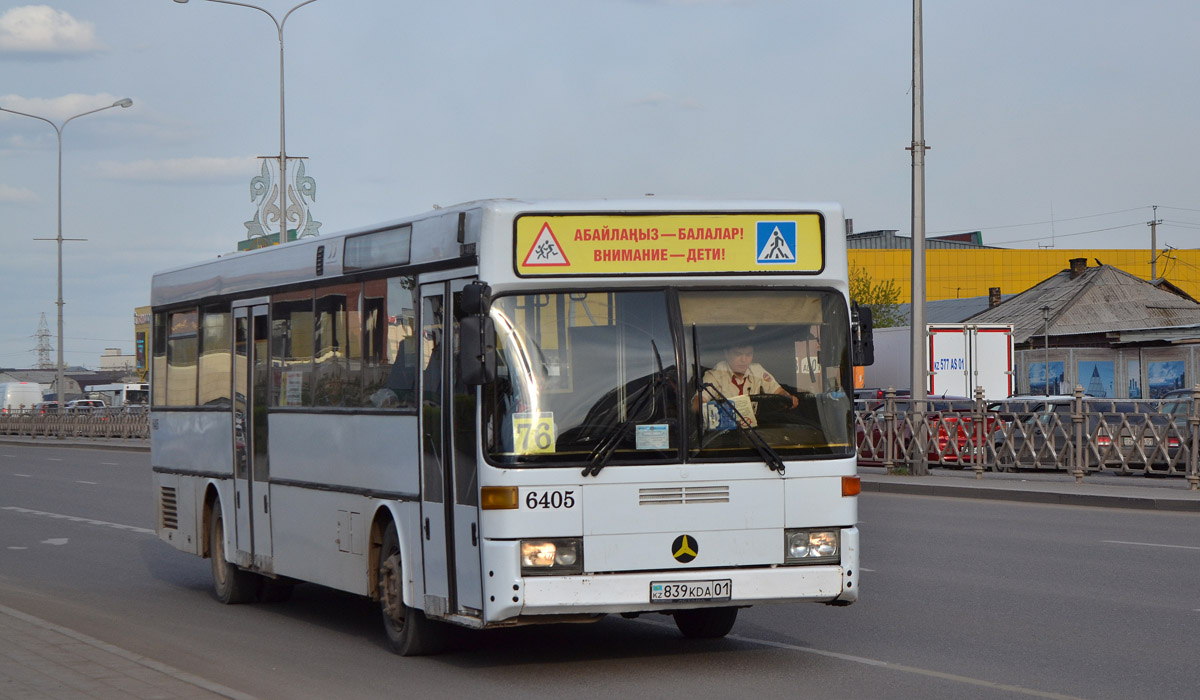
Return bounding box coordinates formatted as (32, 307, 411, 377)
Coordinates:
(861, 478, 1200, 512)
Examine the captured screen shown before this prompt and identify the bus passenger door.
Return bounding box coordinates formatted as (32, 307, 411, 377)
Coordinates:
(419, 285, 452, 614)
(419, 280, 484, 618)
(232, 303, 272, 569)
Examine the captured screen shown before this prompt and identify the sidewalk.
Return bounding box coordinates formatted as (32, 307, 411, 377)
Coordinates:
(860, 465, 1200, 512)
(0, 605, 254, 700)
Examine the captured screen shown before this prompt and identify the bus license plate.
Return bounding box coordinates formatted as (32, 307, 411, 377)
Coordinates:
(650, 580, 732, 603)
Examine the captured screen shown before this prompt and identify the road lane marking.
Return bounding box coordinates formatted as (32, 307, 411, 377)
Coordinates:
(77, 480, 98, 485)
(0, 506, 153, 535)
(635, 618, 1087, 700)
(46, 458, 63, 461)
(43, 538, 68, 546)
(101, 462, 119, 466)
(13, 474, 31, 478)
(1103, 540, 1200, 551)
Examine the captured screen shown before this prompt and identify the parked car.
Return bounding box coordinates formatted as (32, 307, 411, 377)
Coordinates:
(65, 399, 108, 414)
(857, 398, 999, 468)
(994, 399, 1181, 472)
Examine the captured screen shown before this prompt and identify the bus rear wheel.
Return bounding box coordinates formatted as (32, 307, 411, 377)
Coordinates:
(673, 607, 738, 639)
(209, 502, 256, 604)
(379, 522, 445, 656)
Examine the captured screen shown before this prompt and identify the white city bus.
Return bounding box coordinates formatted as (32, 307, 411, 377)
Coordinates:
(151, 199, 870, 655)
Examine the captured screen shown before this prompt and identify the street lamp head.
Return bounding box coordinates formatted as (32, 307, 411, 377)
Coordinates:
(1041, 305, 1050, 320)
(114, 98, 133, 108)
(173, 0, 189, 4)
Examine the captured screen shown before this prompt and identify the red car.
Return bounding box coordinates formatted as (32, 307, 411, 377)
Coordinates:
(857, 399, 1000, 468)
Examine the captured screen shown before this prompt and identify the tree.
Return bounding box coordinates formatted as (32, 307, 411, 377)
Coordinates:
(849, 264, 905, 328)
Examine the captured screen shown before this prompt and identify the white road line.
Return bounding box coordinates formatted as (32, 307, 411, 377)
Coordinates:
(0, 506, 153, 535)
(76, 480, 98, 485)
(100, 462, 119, 466)
(1103, 540, 1200, 551)
(13, 474, 31, 478)
(46, 458, 63, 462)
(635, 618, 1087, 700)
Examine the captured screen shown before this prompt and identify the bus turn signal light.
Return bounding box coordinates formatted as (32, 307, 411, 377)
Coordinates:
(481, 486, 519, 510)
(842, 476, 861, 497)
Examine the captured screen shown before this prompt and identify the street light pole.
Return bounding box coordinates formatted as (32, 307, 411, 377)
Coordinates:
(1041, 305, 1051, 396)
(0, 98, 133, 411)
(174, 0, 320, 242)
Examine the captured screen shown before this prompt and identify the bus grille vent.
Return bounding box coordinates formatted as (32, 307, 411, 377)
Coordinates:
(160, 486, 178, 530)
(639, 485, 729, 505)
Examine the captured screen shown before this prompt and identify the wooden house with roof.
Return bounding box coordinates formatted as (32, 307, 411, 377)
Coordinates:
(966, 258, 1200, 398)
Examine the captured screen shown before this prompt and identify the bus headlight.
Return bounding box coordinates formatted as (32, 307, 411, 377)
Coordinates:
(520, 538, 583, 576)
(784, 529, 839, 564)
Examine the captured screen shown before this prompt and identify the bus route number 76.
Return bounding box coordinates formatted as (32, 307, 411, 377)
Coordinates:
(525, 490, 576, 510)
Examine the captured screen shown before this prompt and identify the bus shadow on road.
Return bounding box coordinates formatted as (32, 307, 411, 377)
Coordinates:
(245, 581, 763, 665)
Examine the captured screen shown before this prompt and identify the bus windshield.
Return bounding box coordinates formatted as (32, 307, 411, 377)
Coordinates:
(483, 288, 854, 467)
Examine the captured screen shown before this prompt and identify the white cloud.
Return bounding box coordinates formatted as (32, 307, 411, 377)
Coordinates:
(0, 183, 38, 203)
(629, 91, 701, 109)
(0, 5, 105, 55)
(94, 156, 262, 184)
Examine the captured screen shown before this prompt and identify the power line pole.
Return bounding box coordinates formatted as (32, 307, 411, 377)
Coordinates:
(1148, 204, 1162, 280)
(34, 313, 53, 369)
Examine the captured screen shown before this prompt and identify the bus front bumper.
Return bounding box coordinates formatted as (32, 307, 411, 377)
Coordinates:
(482, 527, 859, 622)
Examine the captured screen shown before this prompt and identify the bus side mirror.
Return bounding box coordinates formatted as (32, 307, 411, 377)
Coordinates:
(460, 314, 496, 385)
(462, 281, 492, 315)
(852, 304, 875, 367)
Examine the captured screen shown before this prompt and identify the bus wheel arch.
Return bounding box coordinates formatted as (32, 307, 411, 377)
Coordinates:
(376, 518, 445, 655)
(207, 494, 256, 604)
(201, 483, 221, 559)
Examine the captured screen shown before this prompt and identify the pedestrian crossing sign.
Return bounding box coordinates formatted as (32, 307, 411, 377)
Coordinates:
(756, 221, 797, 264)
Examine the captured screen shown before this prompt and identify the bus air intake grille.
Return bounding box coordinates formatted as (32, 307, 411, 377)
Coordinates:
(160, 486, 178, 530)
(639, 485, 729, 506)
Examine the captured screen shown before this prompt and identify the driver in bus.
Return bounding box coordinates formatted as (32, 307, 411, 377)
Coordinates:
(702, 342, 799, 410)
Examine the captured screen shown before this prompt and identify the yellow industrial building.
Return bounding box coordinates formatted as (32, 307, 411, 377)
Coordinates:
(847, 248, 1200, 302)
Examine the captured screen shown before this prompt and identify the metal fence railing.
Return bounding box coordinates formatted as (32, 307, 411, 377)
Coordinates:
(856, 387, 1200, 490)
(0, 407, 149, 441)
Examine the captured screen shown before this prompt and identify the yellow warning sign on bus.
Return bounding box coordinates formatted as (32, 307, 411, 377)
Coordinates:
(514, 213, 824, 276)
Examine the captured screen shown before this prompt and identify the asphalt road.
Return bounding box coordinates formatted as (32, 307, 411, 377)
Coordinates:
(1, 444, 1196, 699)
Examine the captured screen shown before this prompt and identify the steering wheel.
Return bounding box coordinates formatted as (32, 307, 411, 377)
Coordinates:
(751, 393, 795, 416)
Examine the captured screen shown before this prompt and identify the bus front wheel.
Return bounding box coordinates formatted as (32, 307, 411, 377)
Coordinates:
(379, 522, 445, 655)
(208, 502, 256, 604)
(673, 607, 738, 639)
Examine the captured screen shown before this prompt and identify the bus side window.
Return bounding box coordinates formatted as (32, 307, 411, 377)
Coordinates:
(363, 275, 417, 409)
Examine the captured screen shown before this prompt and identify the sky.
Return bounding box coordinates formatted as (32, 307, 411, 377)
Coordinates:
(1, 0, 1198, 369)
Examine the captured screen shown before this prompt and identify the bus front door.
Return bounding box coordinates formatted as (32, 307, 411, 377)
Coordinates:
(232, 303, 273, 571)
(419, 281, 483, 619)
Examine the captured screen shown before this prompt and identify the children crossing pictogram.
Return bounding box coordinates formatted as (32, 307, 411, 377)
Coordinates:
(522, 222, 571, 266)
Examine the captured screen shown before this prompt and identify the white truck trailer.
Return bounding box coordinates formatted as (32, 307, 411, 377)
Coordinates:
(862, 323, 1013, 400)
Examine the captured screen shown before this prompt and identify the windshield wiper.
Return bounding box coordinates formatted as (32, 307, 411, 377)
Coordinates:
(582, 340, 664, 478)
(700, 381, 787, 475)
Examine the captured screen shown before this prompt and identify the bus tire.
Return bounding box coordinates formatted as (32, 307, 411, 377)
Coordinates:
(673, 607, 738, 639)
(209, 502, 256, 605)
(379, 522, 445, 655)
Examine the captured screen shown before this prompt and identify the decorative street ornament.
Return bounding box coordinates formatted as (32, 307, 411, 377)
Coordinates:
(244, 156, 322, 241)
